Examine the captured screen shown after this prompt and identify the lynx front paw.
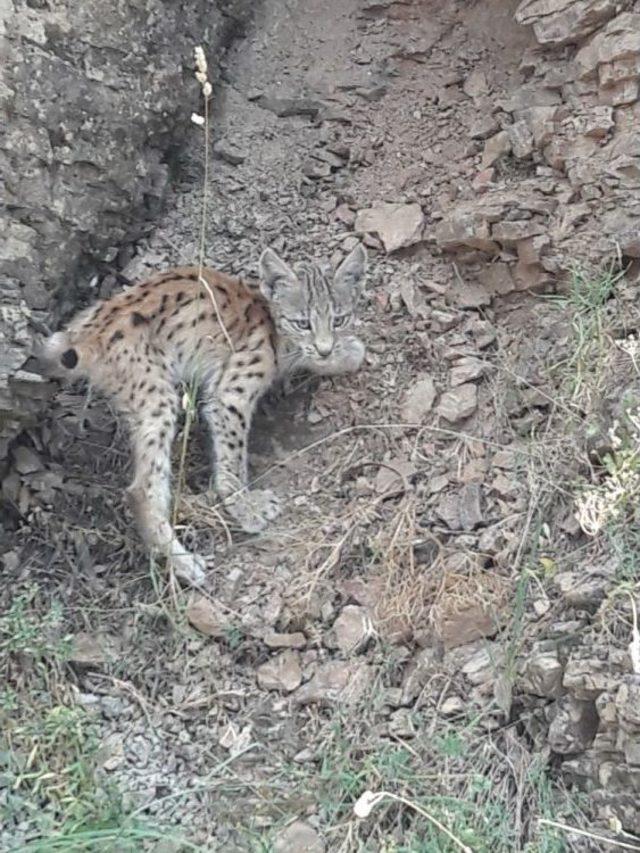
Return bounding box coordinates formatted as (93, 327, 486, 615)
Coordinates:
(225, 488, 282, 534)
(169, 551, 208, 587)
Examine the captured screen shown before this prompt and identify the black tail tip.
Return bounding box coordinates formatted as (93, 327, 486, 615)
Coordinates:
(60, 348, 79, 369)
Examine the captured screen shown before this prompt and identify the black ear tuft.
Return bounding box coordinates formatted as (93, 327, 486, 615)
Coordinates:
(61, 348, 78, 369)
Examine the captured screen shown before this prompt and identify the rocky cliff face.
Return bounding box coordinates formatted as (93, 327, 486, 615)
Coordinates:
(0, 0, 254, 458)
(432, 1, 640, 293)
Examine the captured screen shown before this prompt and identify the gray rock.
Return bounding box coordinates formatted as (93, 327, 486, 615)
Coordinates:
(463, 69, 490, 99)
(516, 0, 624, 46)
(450, 357, 486, 387)
(99, 696, 131, 720)
(355, 203, 424, 253)
(12, 446, 43, 475)
(401, 375, 437, 422)
(186, 595, 233, 638)
(69, 632, 121, 667)
(256, 650, 302, 692)
(459, 483, 483, 531)
(469, 115, 501, 140)
(508, 120, 535, 159)
(481, 131, 512, 169)
(330, 606, 373, 655)
(294, 661, 373, 707)
(547, 696, 599, 753)
(213, 138, 247, 166)
(264, 631, 307, 650)
(273, 821, 324, 853)
(257, 94, 325, 117)
(438, 383, 478, 422)
(523, 646, 565, 698)
(0, 0, 255, 459)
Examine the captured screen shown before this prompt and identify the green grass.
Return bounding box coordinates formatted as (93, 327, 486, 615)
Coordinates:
(0, 586, 72, 660)
(547, 264, 624, 405)
(0, 585, 193, 852)
(264, 710, 586, 853)
(12, 820, 200, 852)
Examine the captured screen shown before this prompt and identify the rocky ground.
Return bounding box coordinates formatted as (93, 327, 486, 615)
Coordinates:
(3, 0, 640, 850)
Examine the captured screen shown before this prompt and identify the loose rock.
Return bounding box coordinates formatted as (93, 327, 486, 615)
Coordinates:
(438, 383, 478, 422)
(294, 661, 373, 707)
(480, 131, 511, 169)
(257, 650, 303, 692)
(273, 821, 324, 853)
(331, 606, 373, 654)
(401, 375, 437, 422)
(355, 203, 424, 253)
(186, 595, 231, 638)
(264, 631, 307, 649)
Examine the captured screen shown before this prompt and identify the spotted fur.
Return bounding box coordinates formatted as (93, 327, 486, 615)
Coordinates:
(41, 245, 367, 586)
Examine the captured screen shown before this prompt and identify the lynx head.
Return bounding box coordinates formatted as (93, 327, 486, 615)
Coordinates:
(259, 244, 367, 373)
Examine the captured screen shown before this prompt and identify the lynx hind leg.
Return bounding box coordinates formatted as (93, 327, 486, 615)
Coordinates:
(123, 382, 209, 587)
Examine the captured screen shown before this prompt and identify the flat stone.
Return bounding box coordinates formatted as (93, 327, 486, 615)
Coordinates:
(212, 138, 246, 166)
(257, 94, 325, 117)
(451, 357, 486, 386)
(516, 0, 623, 46)
(273, 821, 324, 853)
(469, 115, 500, 140)
(301, 157, 332, 179)
(438, 383, 478, 422)
(575, 12, 640, 77)
(355, 203, 424, 253)
(435, 209, 499, 254)
(481, 131, 511, 169)
(440, 604, 499, 650)
(491, 220, 546, 244)
(374, 457, 417, 494)
(458, 483, 483, 531)
(461, 643, 503, 685)
(13, 445, 43, 474)
(435, 493, 461, 530)
(331, 606, 373, 654)
(454, 279, 492, 308)
(401, 375, 437, 422)
(478, 263, 515, 295)
(70, 632, 120, 667)
(186, 595, 231, 638)
(548, 696, 599, 754)
(98, 733, 125, 771)
(463, 69, 490, 99)
(472, 167, 496, 192)
(257, 650, 302, 692)
(523, 647, 565, 697)
(264, 631, 307, 649)
(294, 661, 373, 707)
(508, 120, 534, 158)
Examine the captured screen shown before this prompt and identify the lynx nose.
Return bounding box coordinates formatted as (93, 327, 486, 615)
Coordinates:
(315, 334, 334, 357)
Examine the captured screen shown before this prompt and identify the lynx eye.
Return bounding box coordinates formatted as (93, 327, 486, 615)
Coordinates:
(291, 318, 310, 331)
(333, 314, 349, 329)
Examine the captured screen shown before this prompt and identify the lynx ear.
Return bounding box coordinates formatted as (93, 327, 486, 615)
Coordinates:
(259, 248, 298, 300)
(334, 244, 367, 299)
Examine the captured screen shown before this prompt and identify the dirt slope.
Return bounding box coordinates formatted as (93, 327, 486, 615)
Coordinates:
(3, 0, 640, 850)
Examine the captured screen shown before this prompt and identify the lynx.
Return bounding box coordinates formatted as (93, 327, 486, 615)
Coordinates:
(42, 245, 367, 586)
